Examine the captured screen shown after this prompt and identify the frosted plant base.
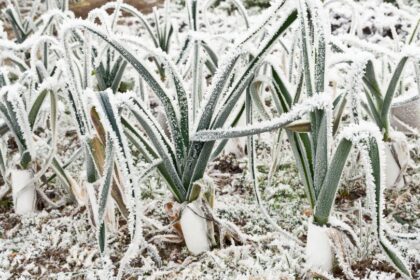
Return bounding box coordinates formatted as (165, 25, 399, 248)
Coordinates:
(180, 201, 210, 255)
(384, 138, 409, 188)
(11, 169, 36, 215)
(306, 221, 333, 272)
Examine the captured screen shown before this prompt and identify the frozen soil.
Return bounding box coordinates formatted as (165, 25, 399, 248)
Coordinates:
(1, 134, 419, 279)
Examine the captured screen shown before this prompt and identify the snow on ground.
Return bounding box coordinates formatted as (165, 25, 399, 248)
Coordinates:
(1, 132, 419, 279)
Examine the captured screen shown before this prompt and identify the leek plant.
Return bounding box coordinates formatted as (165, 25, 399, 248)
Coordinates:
(335, 17, 419, 188)
(2, 0, 43, 43)
(192, 0, 411, 277)
(58, 0, 297, 257)
(0, 5, 85, 214)
(361, 51, 412, 140)
(86, 1, 175, 96)
(101, 0, 175, 81)
(360, 30, 419, 189)
(58, 10, 139, 253)
(0, 65, 58, 214)
(0, 6, 162, 273)
(0, 2, 133, 261)
(361, 56, 412, 189)
(101, 0, 174, 53)
(2, 0, 69, 43)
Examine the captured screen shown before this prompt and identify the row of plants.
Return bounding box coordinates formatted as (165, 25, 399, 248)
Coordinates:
(0, 0, 418, 278)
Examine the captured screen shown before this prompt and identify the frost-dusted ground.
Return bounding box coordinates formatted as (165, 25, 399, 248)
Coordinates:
(1, 134, 419, 279)
(1, 0, 420, 279)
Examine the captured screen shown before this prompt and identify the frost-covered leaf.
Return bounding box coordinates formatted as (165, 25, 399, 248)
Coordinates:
(97, 134, 115, 254)
(313, 138, 352, 225)
(366, 138, 411, 278)
(61, 20, 187, 162)
(381, 56, 409, 137)
(192, 93, 331, 141)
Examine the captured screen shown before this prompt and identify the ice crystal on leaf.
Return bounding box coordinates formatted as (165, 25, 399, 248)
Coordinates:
(5, 85, 35, 157)
(192, 92, 332, 141)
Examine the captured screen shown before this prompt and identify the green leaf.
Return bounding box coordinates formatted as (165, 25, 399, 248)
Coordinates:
(122, 117, 180, 197)
(192, 41, 202, 120)
(5, 7, 27, 42)
(363, 87, 383, 129)
(201, 41, 218, 68)
(181, 51, 243, 192)
(192, 93, 325, 142)
(194, 10, 297, 195)
(96, 134, 115, 254)
(111, 60, 128, 93)
(287, 131, 315, 207)
(270, 64, 315, 204)
(314, 138, 352, 225)
(0, 92, 32, 167)
(28, 89, 49, 129)
(212, 9, 298, 129)
(98, 223, 106, 254)
(188, 0, 198, 31)
(297, 0, 314, 96)
(313, 112, 328, 197)
(332, 94, 347, 135)
(128, 98, 186, 201)
(184, 8, 297, 193)
(0, 123, 8, 137)
(85, 140, 99, 183)
(121, 117, 159, 162)
(379, 240, 411, 278)
(49, 155, 80, 202)
(0, 145, 5, 179)
(367, 139, 411, 277)
(98, 135, 115, 222)
(97, 92, 132, 172)
(63, 22, 186, 165)
(406, 17, 420, 45)
(363, 60, 383, 105)
(0, 102, 26, 152)
(121, 37, 191, 150)
(381, 56, 409, 139)
(176, 37, 191, 65)
(271, 66, 292, 109)
(249, 78, 271, 120)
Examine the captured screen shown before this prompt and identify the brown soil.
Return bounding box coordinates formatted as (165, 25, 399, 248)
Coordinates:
(213, 153, 243, 174)
(351, 257, 400, 278)
(335, 182, 366, 204)
(1, 0, 163, 39)
(70, 0, 163, 19)
(0, 211, 20, 233)
(331, 257, 401, 279)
